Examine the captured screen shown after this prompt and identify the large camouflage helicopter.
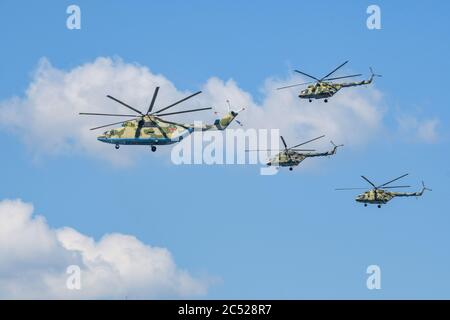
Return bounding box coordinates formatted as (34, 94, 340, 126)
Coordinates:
(336, 174, 431, 208)
(277, 61, 381, 102)
(80, 87, 243, 151)
(246, 134, 343, 171)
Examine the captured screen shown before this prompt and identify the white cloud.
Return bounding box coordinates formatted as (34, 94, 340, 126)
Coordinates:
(0, 199, 210, 299)
(397, 115, 439, 143)
(200, 76, 385, 147)
(0, 57, 387, 164)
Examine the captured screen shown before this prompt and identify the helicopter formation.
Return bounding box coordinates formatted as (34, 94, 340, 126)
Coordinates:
(80, 60, 430, 207)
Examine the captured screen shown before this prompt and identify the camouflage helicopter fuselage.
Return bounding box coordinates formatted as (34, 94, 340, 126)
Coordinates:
(337, 174, 429, 207)
(355, 188, 428, 205)
(267, 144, 340, 168)
(299, 76, 374, 101)
(97, 111, 238, 146)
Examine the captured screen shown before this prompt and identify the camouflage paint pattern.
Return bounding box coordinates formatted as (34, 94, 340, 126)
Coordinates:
(298, 74, 375, 100)
(355, 185, 429, 205)
(187, 111, 239, 131)
(97, 111, 239, 146)
(267, 143, 341, 168)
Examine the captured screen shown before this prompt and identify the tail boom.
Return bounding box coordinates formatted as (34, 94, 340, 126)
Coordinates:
(302, 141, 343, 158)
(186, 109, 243, 132)
(392, 182, 431, 198)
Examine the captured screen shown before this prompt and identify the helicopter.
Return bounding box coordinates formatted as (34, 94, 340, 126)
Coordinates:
(80, 87, 243, 151)
(335, 174, 431, 208)
(246, 134, 343, 171)
(276, 61, 381, 102)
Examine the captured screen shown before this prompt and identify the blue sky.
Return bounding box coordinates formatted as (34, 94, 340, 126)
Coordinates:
(0, 0, 450, 299)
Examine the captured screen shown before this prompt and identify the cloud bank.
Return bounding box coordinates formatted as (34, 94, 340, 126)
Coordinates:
(397, 115, 439, 143)
(0, 57, 387, 165)
(0, 199, 209, 299)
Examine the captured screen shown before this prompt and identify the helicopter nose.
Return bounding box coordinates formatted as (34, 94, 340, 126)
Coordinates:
(267, 162, 272, 166)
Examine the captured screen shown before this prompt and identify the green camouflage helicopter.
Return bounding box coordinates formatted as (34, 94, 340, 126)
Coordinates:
(80, 87, 243, 151)
(336, 174, 431, 208)
(246, 134, 343, 171)
(277, 61, 381, 103)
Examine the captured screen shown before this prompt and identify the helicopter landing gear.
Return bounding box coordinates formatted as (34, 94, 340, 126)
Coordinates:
(289, 167, 293, 171)
(377, 205, 381, 208)
(324, 99, 328, 103)
(151, 146, 157, 152)
(364, 203, 367, 207)
(115, 144, 120, 150)
(309, 99, 312, 103)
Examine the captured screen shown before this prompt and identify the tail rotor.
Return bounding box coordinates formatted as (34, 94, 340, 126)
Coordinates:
(225, 100, 245, 126)
(416, 181, 431, 198)
(422, 181, 432, 192)
(369, 67, 382, 81)
(331, 140, 344, 148)
(330, 140, 344, 156)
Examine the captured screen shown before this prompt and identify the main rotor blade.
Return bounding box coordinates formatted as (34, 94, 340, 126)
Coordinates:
(294, 70, 321, 82)
(382, 185, 411, 189)
(280, 136, 288, 150)
(147, 86, 160, 114)
(79, 112, 137, 117)
(378, 173, 409, 188)
(290, 135, 325, 149)
(153, 91, 202, 114)
(276, 81, 315, 90)
(154, 117, 189, 129)
(361, 175, 377, 188)
(335, 187, 368, 190)
(89, 118, 138, 131)
(291, 149, 316, 152)
(106, 95, 144, 115)
(148, 118, 168, 139)
(156, 107, 212, 117)
(323, 74, 362, 81)
(320, 60, 349, 81)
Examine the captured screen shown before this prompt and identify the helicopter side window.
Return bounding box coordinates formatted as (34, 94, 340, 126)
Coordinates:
(142, 122, 157, 128)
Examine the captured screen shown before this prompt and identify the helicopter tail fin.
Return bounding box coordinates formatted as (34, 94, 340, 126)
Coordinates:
(367, 67, 382, 83)
(418, 181, 432, 196)
(329, 141, 344, 155)
(212, 108, 245, 130)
